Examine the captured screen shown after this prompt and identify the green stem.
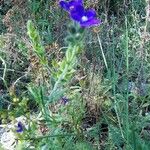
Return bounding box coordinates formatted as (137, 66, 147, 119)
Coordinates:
(97, 33, 108, 70)
(125, 16, 129, 148)
(0, 56, 8, 90)
(47, 45, 78, 105)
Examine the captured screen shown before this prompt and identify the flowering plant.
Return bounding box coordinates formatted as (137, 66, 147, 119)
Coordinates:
(59, 0, 101, 27)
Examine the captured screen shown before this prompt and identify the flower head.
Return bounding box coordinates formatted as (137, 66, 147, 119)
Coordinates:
(61, 97, 69, 105)
(16, 122, 23, 133)
(70, 8, 101, 27)
(59, 0, 101, 27)
(59, 0, 83, 11)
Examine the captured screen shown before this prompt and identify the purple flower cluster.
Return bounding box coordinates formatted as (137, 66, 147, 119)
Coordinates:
(59, 0, 101, 27)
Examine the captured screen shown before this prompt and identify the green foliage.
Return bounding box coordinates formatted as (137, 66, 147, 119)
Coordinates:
(1, 0, 150, 149)
(27, 20, 48, 65)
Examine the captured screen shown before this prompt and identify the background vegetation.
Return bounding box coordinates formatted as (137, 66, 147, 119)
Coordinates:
(0, 0, 150, 149)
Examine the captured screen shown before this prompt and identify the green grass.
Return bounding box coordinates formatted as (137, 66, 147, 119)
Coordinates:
(0, 0, 150, 149)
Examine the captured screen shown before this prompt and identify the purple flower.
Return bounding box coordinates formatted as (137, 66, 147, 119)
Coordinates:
(59, 0, 83, 11)
(16, 122, 23, 133)
(61, 97, 69, 105)
(59, 0, 101, 27)
(70, 7, 101, 27)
